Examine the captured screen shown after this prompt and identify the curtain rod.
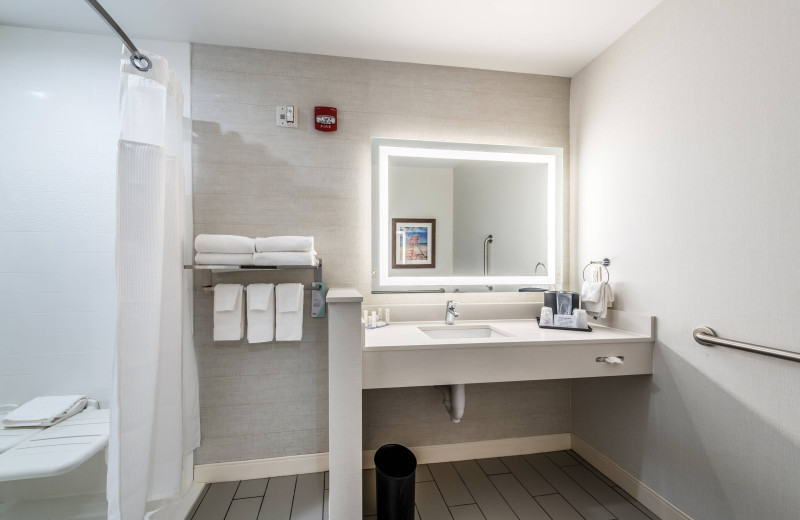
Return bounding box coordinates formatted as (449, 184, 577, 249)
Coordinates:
(83, 0, 151, 71)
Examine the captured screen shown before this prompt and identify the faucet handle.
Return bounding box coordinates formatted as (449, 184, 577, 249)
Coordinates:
(447, 300, 459, 308)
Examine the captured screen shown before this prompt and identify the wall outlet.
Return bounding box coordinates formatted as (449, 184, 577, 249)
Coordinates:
(276, 105, 297, 127)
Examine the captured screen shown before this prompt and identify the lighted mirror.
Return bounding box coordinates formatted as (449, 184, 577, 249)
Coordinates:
(371, 138, 563, 293)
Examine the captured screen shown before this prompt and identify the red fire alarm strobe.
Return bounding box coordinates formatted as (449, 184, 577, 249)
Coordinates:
(314, 106, 337, 132)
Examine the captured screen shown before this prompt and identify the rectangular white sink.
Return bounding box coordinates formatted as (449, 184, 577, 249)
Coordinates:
(419, 325, 510, 339)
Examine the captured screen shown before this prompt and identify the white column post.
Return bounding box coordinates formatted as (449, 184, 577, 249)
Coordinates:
(326, 288, 363, 519)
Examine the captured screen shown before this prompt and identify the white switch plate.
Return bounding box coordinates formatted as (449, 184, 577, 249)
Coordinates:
(276, 105, 297, 127)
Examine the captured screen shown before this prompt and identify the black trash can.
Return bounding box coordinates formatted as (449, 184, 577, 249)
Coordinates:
(374, 444, 417, 520)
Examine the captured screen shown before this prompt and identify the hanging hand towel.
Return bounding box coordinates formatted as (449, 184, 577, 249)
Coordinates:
(255, 236, 315, 252)
(247, 283, 275, 343)
(253, 252, 317, 266)
(2, 395, 88, 428)
(195, 253, 255, 266)
(581, 281, 614, 319)
(580, 281, 604, 303)
(214, 284, 244, 341)
(275, 283, 304, 341)
(195, 234, 255, 254)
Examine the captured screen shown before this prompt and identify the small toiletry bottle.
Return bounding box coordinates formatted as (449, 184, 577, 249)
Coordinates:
(378, 308, 383, 322)
(385, 309, 391, 324)
(371, 312, 377, 327)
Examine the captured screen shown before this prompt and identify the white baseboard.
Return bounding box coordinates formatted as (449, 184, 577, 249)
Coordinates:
(194, 433, 570, 483)
(571, 435, 692, 520)
(194, 452, 329, 483)
(363, 433, 571, 469)
(169, 482, 207, 520)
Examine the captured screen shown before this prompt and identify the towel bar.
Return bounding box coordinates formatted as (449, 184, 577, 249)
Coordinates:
(202, 285, 315, 292)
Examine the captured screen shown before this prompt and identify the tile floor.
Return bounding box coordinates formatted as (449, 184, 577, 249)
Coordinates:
(188, 450, 661, 520)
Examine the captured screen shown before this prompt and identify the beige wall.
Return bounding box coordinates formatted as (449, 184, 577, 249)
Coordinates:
(192, 43, 571, 464)
(571, 0, 800, 519)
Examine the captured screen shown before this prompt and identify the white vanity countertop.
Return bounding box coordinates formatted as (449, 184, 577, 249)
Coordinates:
(364, 319, 651, 351)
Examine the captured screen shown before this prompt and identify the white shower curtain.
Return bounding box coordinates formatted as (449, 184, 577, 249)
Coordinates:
(108, 51, 200, 520)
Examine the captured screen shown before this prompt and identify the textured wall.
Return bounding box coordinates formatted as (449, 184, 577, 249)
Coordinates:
(191, 43, 571, 464)
(570, 1, 800, 519)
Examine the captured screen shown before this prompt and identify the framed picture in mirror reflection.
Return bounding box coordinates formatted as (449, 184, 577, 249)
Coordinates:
(392, 218, 436, 268)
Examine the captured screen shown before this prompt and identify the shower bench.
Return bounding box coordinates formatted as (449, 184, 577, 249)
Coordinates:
(0, 408, 110, 482)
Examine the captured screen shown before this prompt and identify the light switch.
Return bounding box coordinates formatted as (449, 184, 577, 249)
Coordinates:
(276, 105, 297, 128)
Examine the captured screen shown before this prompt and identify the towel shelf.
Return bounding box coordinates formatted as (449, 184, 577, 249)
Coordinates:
(189, 260, 326, 317)
(186, 259, 323, 287)
(184, 264, 320, 270)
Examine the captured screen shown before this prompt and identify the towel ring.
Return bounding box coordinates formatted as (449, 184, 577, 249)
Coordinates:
(582, 258, 610, 282)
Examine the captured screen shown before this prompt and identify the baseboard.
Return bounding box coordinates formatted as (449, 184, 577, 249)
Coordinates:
(194, 452, 329, 483)
(194, 433, 570, 483)
(571, 435, 693, 520)
(363, 433, 571, 469)
(170, 482, 207, 520)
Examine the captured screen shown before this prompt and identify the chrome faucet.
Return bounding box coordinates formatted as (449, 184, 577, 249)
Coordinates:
(445, 300, 460, 325)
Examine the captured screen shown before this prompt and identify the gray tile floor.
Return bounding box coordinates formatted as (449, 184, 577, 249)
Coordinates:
(188, 450, 661, 520)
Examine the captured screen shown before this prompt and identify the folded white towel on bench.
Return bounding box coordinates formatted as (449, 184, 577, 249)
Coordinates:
(2, 395, 88, 428)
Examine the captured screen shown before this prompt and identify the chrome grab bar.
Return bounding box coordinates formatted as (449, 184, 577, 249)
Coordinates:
(483, 235, 493, 276)
(693, 327, 800, 363)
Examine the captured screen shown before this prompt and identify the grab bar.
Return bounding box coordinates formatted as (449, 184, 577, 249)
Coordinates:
(693, 326, 800, 363)
(483, 235, 493, 276)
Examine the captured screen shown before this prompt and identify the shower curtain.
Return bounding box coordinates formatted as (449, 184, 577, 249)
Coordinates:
(108, 51, 200, 520)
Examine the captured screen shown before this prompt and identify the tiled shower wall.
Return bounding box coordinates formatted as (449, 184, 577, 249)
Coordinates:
(191, 43, 571, 464)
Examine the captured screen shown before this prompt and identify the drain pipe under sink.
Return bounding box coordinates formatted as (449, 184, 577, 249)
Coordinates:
(435, 384, 465, 423)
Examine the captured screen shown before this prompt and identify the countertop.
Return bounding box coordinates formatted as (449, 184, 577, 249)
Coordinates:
(364, 318, 652, 352)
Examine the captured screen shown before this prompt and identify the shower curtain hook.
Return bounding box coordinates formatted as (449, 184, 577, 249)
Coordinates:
(130, 52, 152, 72)
(84, 0, 152, 72)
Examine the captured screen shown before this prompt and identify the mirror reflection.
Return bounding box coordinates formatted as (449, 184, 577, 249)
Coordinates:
(389, 157, 548, 276)
(372, 139, 562, 292)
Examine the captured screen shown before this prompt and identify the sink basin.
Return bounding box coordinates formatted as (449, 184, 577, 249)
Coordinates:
(419, 325, 510, 339)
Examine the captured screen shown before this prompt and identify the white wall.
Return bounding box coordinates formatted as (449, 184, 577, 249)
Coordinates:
(389, 166, 453, 276)
(570, 1, 800, 519)
(0, 25, 191, 409)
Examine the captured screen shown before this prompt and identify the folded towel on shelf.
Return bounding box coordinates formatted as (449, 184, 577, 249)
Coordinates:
(253, 251, 317, 266)
(195, 253, 254, 266)
(580, 281, 614, 319)
(214, 284, 245, 341)
(255, 236, 315, 252)
(2, 395, 87, 428)
(247, 283, 275, 343)
(195, 234, 255, 254)
(275, 283, 304, 341)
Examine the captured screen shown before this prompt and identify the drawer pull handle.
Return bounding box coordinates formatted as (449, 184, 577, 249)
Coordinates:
(596, 356, 625, 365)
